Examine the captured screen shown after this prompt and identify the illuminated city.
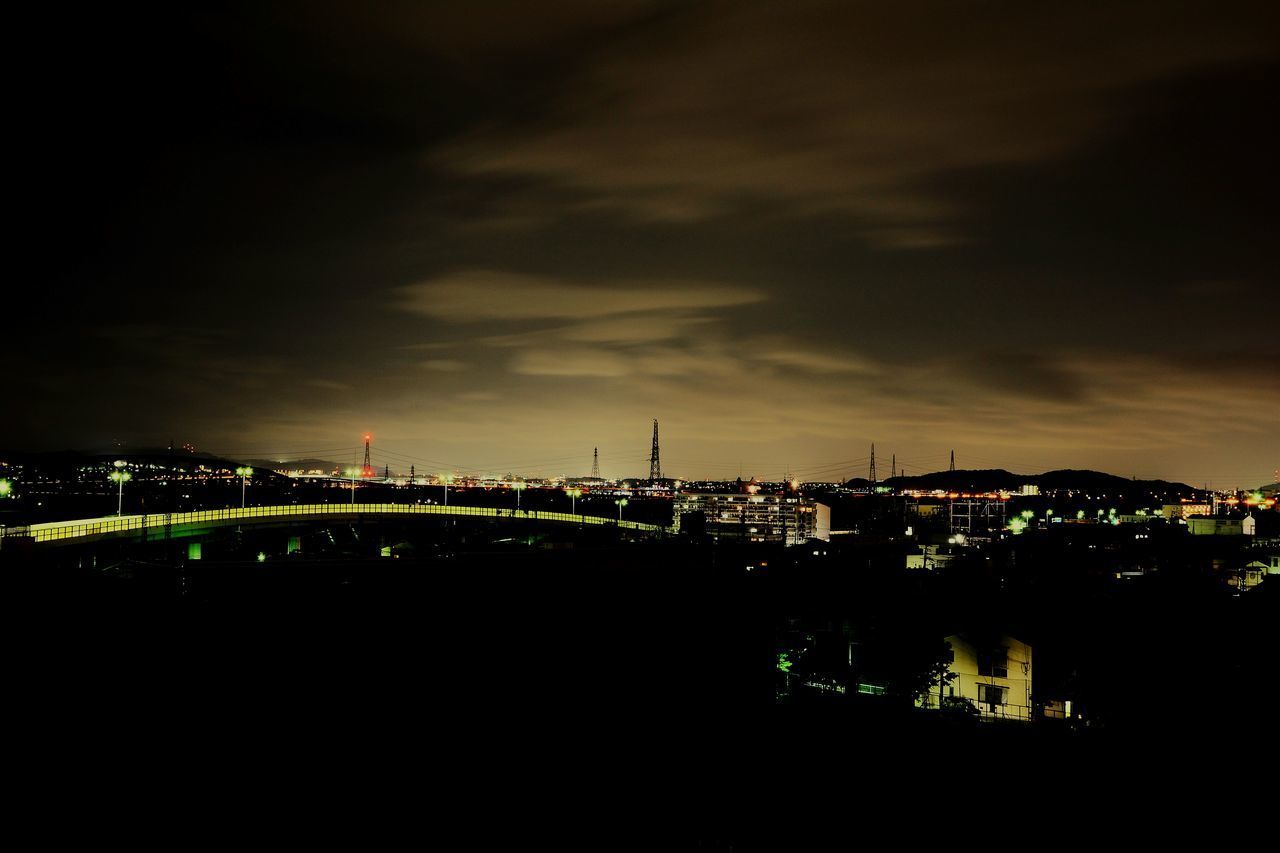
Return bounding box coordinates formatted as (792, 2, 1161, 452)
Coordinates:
(5, 2, 1277, 845)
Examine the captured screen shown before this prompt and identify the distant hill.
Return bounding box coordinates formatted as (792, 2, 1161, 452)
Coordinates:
(0, 448, 289, 479)
(247, 458, 346, 474)
(851, 467, 1197, 496)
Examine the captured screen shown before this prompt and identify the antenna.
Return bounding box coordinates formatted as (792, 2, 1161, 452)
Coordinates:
(649, 420, 662, 481)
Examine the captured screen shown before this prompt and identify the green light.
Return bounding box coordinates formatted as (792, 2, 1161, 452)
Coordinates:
(236, 466, 253, 477)
(512, 482, 527, 490)
(256, 552, 266, 563)
(0, 479, 11, 497)
(1020, 510, 1034, 520)
(1008, 518, 1027, 535)
(344, 467, 361, 478)
(108, 471, 132, 484)
(777, 653, 793, 673)
(1076, 510, 1085, 519)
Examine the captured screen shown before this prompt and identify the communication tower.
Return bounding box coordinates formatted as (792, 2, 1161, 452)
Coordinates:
(649, 420, 662, 481)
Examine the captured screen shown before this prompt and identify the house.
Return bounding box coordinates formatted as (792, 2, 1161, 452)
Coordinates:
(1238, 554, 1278, 590)
(920, 633, 1033, 721)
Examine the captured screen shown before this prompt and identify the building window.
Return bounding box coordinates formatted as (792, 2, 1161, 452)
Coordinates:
(977, 649, 1007, 679)
(977, 684, 1006, 708)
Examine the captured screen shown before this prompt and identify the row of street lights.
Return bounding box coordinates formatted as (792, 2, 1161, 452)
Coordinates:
(101, 462, 635, 524)
(341, 474, 631, 521)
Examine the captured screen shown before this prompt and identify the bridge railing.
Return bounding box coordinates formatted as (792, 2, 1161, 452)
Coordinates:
(17, 503, 672, 544)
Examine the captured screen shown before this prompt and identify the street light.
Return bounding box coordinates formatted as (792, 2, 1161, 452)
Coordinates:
(615, 497, 629, 523)
(441, 473, 453, 507)
(344, 467, 361, 506)
(513, 481, 527, 513)
(109, 460, 131, 516)
(0, 479, 12, 499)
(566, 487, 582, 516)
(235, 466, 253, 509)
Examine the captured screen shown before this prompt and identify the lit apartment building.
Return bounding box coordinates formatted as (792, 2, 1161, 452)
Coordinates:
(674, 492, 831, 545)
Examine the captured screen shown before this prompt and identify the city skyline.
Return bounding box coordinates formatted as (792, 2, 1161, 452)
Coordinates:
(8, 2, 1278, 487)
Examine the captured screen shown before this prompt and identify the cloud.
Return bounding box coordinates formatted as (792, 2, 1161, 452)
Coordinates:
(420, 359, 469, 372)
(397, 270, 765, 321)
(560, 314, 714, 344)
(437, 2, 1274, 242)
(510, 347, 631, 377)
(750, 348, 881, 375)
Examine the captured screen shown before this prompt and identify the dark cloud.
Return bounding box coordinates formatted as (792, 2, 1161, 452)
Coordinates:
(6, 1, 1278, 484)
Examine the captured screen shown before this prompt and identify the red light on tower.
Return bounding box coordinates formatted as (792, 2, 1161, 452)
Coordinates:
(362, 433, 374, 478)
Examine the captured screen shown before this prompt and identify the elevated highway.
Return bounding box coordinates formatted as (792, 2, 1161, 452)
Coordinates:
(1, 503, 674, 548)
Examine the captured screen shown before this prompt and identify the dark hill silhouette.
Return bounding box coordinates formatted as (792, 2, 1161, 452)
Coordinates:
(246, 458, 345, 474)
(854, 467, 1196, 496)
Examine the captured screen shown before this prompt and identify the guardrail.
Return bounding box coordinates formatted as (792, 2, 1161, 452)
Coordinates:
(3, 503, 673, 546)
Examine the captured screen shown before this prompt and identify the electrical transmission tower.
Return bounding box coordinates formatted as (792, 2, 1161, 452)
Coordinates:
(591, 447, 600, 479)
(362, 433, 373, 478)
(649, 420, 662, 481)
(891, 453, 896, 480)
(869, 443, 877, 486)
(949, 450, 956, 472)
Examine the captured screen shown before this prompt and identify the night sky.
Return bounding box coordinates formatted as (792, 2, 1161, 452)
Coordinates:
(9, 1, 1278, 485)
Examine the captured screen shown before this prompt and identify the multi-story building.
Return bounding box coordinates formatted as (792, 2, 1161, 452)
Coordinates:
(1163, 503, 1211, 519)
(920, 634, 1033, 722)
(674, 492, 830, 545)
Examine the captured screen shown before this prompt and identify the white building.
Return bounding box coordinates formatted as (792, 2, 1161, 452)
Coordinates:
(674, 492, 830, 545)
(1187, 517, 1244, 536)
(920, 634, 1034, 722)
